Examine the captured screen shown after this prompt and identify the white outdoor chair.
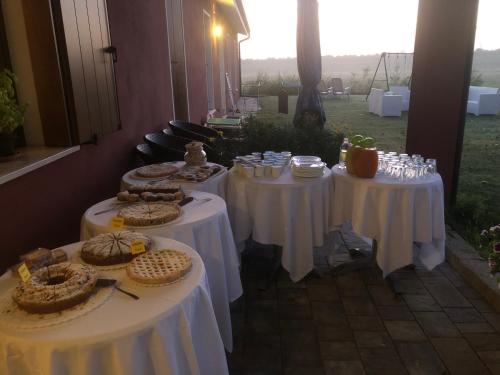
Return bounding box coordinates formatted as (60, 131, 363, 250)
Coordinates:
(368, 88, 402, 117)
(389, 85, 410, 111)
(321, 78, 350, 100)
(467, 86, 500, 116)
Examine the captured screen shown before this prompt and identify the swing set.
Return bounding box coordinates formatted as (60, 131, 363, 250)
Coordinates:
(365, 52, 413, 100)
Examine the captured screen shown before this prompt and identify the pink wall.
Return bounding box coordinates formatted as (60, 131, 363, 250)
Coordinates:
(0, 0, 174, 273)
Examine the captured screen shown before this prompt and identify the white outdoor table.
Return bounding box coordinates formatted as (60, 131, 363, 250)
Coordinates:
(226, 167, 335, 282)
(331, 165, 446, 276)
(0, 237, 229, 375)
(80, 191, 242, 351)
(121, 161, 228, 199)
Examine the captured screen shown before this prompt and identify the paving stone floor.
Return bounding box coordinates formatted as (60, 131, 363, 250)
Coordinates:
(227, 234, 500, 375)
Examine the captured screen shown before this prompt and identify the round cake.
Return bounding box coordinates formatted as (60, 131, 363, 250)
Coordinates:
(135, 164, 179, 178)
(81, 231, 152, 266)
(126, 249, 192, 285)
(12, 262, 98, 314)
(118, 203, 181, 226)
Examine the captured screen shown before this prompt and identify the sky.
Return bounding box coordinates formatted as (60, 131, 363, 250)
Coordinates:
(240, 0, 500, 60)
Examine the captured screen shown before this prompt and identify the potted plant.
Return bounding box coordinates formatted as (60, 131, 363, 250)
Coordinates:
(0, 70, 26, 157)
(346, 134, 378, 178)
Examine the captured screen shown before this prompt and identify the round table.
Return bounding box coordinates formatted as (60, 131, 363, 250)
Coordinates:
(226, 167, 335, 282)
(331, 165, 446, 276)
(121, 161, 228, 199)
(0, 237, 228, 375)
(80, 191, 242, 352)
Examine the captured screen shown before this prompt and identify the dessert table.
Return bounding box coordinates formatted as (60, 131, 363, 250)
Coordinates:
(121, 161, 228, 199)
(0, 237, 229, 375)
(81, 191, 242, 351)
(331, 165, 446, 276)
(226, 167, 335, 282)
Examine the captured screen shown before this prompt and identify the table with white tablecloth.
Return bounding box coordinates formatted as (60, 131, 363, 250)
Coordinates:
(81, 191, 242, 351)
(121, 161, 228, 198)
(226, 167, 335, 282)
(331, 165, 446, 276)
(0, 237, 228, 375)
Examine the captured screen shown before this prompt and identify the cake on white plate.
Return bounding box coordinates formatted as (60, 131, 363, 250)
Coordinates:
(118, 202, 181, 226)
(12, 262, 98, 314)
(135, 164, 179, 178)
(81, 231, 152, 266)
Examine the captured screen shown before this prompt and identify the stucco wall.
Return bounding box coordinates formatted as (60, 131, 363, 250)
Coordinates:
(0, 0, 174, 273)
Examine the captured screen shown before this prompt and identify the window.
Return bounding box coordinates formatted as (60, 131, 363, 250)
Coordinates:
(53, 0, 120, 144)
(1, 0, 120, 147)
(166, 0, 189, 121)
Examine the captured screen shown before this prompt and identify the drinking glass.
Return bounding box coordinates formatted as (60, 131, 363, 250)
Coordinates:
(426, 158, 437, 175)
(377, 152, 385, 172)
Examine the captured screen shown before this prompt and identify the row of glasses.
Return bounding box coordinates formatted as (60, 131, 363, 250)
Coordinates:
(377, 151, 437, 180)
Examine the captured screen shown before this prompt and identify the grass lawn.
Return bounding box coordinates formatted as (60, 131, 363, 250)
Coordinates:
(253, 94, 500, 223)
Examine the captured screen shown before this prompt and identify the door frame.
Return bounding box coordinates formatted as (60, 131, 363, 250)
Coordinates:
(202, 9, 215, 112)
(164, 0, 190, 121)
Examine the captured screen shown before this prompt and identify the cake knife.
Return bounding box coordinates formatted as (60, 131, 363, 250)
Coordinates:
(96, 279, 139, 300)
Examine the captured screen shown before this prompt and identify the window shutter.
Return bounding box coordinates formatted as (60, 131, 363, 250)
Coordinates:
(0, 6, 11, 71)
(52, 0, 120, 144)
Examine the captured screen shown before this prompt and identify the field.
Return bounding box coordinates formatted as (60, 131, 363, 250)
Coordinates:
(252, 95, 500, 227)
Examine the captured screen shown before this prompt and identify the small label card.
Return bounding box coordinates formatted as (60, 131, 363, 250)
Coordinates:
(130, 240, 146, 254)
(110, 216, 125, 230)
(18, 263, 31, 282)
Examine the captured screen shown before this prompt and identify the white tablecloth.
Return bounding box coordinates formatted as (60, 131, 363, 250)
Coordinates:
(81, 191, 242, 351)
(121, 161, 228, 199)
(226, 168, 335, 282)
(0, 237, 228, 375)
(331, 165, 446, 276)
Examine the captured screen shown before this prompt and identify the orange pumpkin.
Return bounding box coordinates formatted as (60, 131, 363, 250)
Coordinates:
(354, 148, 378, 178)
(346, 146, 362, 175)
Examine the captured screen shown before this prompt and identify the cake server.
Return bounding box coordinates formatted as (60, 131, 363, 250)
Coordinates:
(96, 279, 139, 300)
(93, 202, 131, 215)
(178, 196, 194, 206)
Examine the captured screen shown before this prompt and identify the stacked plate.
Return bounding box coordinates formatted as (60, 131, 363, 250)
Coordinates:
(291, 156, 325, 178)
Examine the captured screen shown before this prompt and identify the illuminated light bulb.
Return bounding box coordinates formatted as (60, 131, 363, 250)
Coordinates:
(213, 24, 223, 38)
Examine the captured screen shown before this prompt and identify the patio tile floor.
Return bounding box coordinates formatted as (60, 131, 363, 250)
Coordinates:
(228, 232, 500, 375)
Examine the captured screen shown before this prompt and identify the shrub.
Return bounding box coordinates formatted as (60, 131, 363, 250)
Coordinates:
(243, 72, 300, 97)
(448, 192, 498, 258)
(344, 68, 373, 95)
(215, 117, 344, 167)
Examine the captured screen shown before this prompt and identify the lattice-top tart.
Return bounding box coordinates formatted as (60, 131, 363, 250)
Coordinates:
(126, 249, 192, 285)
(135, 164, 179, 178)
(118, 203, 181, 227)
(81, 231, 152, 266)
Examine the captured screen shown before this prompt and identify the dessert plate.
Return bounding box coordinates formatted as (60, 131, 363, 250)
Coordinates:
(0, 286, 113, 330)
